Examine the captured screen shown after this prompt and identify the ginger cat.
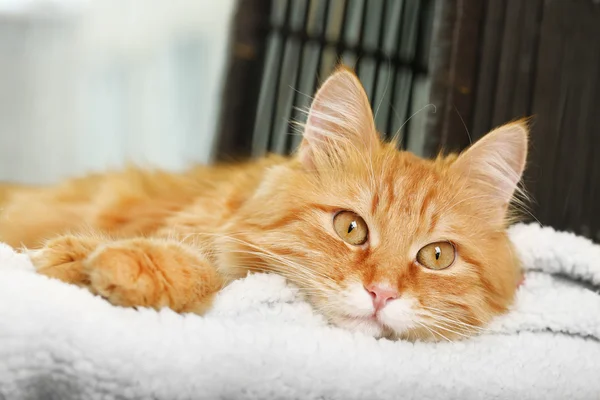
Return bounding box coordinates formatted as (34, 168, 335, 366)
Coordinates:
(0, 68, 527, 341)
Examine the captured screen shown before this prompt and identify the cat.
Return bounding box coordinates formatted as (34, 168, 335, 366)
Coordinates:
(0, 67, 527, 341)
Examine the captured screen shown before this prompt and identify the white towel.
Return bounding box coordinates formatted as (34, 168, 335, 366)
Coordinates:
(0, 223, 599, 400)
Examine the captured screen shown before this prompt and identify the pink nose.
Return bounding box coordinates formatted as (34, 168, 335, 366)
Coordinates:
(365, 284, 399, 311)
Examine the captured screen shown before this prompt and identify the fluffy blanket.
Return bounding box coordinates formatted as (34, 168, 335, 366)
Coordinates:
(0, 223, 599, 400)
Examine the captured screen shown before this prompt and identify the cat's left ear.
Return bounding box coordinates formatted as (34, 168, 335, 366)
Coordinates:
(299, 67, 379, 168)
(450, 120, 528, 206)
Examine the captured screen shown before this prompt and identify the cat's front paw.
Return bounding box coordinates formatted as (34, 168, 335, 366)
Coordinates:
(29, 235, 100, 286)
(84, 241, 163, 309)
(29, 235, 221, 314)
(84, 239, 222, 313)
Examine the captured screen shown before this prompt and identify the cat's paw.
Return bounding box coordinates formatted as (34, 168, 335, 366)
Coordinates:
(84, 239, 222, 313)
(29, 235, 100, 286)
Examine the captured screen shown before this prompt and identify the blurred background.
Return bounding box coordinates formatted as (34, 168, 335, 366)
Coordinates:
(0, 0, 235, 182)
(1, 0, 599, 240)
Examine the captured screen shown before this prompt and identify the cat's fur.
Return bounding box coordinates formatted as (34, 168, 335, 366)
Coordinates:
(0, 68, 527, 341)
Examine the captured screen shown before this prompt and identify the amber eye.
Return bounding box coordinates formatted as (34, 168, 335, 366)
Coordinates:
(333, 211, 369, 246)
(416, 241, 456, 270)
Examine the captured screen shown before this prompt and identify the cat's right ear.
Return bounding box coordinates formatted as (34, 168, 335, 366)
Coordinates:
(298, 67, 379, 169)
(450, 120, 529, 208)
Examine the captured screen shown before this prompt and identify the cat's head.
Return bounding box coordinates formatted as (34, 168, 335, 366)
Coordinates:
(223, 67, 527, 341)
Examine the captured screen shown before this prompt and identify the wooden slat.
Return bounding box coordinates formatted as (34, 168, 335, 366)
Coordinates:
(215, 0, 271, 160)
(471, 0, 543, 139)
(423, 0, 484, 155)
(529, 0, 600, 238)
(470, 0, 506, 140)
(429, 0, 600, 240)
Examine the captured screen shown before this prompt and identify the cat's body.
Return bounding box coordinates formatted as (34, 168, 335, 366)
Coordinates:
(0, 68, 527, 341)
(0, 156, 286, 315)
(0, 156, 283, 249)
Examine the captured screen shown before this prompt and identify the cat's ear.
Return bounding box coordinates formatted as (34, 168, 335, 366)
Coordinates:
(450, 120, 528, 205)
(299, 67, 378, 168)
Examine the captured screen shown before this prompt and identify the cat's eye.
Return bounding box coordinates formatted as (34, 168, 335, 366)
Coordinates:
(416, 241, 456, 270)
(333, 211, 368, 246)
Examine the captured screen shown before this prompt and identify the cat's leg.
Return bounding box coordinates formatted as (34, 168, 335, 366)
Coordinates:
(29, 234, 222, 314)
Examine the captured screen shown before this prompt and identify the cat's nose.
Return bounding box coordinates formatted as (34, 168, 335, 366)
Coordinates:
(365, 284, 398, 311)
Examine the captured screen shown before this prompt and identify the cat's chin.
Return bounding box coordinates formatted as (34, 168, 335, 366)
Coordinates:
(330, 315, 387, 338)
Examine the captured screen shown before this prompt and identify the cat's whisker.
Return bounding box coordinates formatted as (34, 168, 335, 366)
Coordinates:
(390, 103, 437, 143)
(229, 262, 337, 300)
(453, 105, 472, 146)
(428, 322, 473, 339)
(421, 314, 484, 333)
(418, 301, 486, 322)
(234, 256, 337, 291)
(177, 231, 330, 278)
(417, 306, 493, 334)
(423, 315, 490, 334)
(419, 313, 487, 333)
(431, 320, 488, 337)
(212, 241, 340, 290)
(415, 321, 452, 343)
(408, 322, 429, 342)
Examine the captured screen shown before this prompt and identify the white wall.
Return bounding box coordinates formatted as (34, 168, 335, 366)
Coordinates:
(0, 0, 236, 184)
